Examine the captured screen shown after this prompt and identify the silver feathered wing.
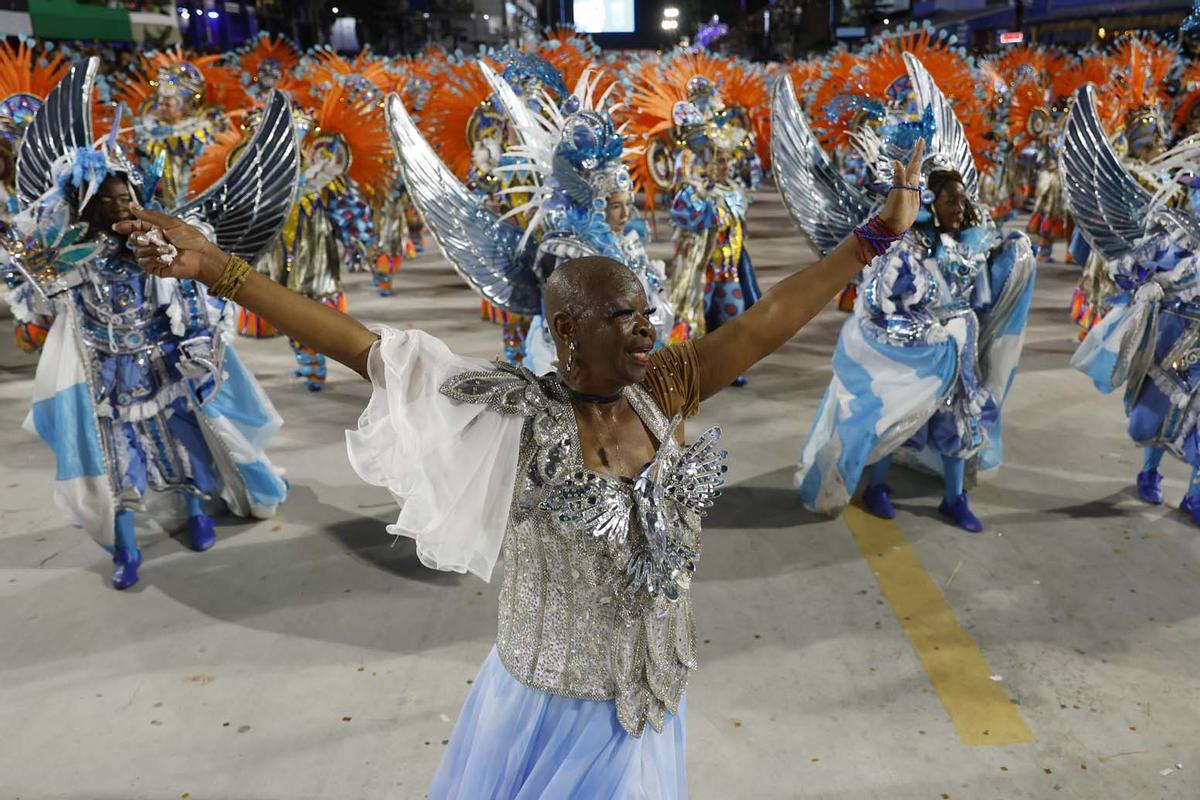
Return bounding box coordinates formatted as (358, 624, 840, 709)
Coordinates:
(903, 52, 979, 200)
(1061, 84, 1200, 261)
(16, 58, 97, 206)
(174, 90, 299, 263)
(771, 74, 875, 256)
(384, 93, 540, 317)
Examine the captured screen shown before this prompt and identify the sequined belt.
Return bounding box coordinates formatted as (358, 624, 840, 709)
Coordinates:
(80, 315, 171, 353)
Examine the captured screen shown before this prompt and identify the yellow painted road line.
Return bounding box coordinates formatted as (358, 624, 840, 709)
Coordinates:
(843, 504, 1035, 746)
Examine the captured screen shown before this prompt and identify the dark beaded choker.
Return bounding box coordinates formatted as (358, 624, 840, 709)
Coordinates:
(564, 384, 624, 404)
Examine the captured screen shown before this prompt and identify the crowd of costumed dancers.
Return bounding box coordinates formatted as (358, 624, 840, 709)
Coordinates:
(5, 19, 1200, 574)
(7, 15, 1200, 794)
(6, 20, 1200, 575)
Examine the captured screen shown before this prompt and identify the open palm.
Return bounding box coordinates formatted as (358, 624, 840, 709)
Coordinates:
(878, 139, 926, 235)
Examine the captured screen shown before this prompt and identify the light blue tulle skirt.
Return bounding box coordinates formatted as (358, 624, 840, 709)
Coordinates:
(428, 647, 688, 799)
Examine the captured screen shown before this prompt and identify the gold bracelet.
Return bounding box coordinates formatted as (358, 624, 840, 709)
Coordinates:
(209, 255, 253, 300)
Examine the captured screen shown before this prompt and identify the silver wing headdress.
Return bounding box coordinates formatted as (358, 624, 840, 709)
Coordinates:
(770, 73, 876, 256)
(16, 58, 298, 264)
(903, 52, 979, 200)
(16, 59, 97, 207)
(487, 66, 635, 241)
(1062, 83, 1200, 261)
(384, 92, 540, 316)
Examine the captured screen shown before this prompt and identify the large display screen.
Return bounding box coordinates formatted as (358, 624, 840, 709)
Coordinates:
(573, 0, 635, 33)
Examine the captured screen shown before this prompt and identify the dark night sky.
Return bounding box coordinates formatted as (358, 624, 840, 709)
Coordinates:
(586, 0, 758, 51)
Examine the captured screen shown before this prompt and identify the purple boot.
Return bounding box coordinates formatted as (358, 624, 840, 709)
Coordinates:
(1136, 470, 1164, 505)
(862, 484, 896, 519)
(111, 546, 142, 590)
(938, 492, 983, 533)
(1180, 495, 1200, 526)
(188, 514, 217, 552)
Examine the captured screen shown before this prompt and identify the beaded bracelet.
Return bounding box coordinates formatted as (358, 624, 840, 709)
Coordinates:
(208, 254, 253, 300)
(853, 215, 904, 265)
(889, 184, 922, 193)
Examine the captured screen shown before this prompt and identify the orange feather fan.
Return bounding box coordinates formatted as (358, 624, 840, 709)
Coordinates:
(1106, 35, 1178, 135)
(809, 49, 863, 149)
(237, 34, 300, 85)
(416, 57, 500, 182)
(621, 59, 682, 212)
(302, 47, 397, 105)
(0, 39, 67, 106)
(310, 81, 394, 198)
(185, 124, 246, 199)
(991, 45, 1066, 88)
(785, 59, 823, 106)
(1006, 78, 1048, 151)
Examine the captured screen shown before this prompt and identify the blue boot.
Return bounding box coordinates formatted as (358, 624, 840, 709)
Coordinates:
(112, 547, 142, 590)
(185, 495, 216, 552)
(1136, 470, 1164, 505)
(731, 375, 748, 387)
(862, 483, 896, 519)
(1181, 495, 1200, 526)
(938, 492, 983, 533)
(188, 514, 216, 552)
(111, 509, 141, 589)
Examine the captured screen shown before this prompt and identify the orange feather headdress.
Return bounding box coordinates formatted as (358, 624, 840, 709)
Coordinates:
(1106, 34, 1178, 138)
(815, 28, 992, 170)
(1006, 78, 1051, 151)
(417, 56, 503, 183)
(236, 34, 300, 86)
(784, 59, 824, 109)
(113, 46, 249, 115)
(809, 49, 864, 149)
(309, 80, 394, 199)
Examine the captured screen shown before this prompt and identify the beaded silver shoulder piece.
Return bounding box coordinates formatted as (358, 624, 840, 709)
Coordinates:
(440, 362, 576, 487)
(440, 361, 554, 417)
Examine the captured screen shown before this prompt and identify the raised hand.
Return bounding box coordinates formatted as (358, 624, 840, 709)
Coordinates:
(877, 138, 925, 235)
(113, 206, 228, 284)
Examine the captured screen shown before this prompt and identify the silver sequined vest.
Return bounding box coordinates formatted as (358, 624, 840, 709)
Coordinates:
(441, 367, 707, 737)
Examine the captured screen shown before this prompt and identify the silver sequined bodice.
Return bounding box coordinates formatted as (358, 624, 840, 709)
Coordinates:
(441, 368, 713, 736)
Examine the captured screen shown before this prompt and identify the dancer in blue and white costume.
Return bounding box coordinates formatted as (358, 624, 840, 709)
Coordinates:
(1065, 82, 1200, 526)
(1, 60, 297, 588)
(776, 55, 1036, 532)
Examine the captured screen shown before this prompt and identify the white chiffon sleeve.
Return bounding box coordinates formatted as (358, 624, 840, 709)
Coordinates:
(345, 326, 524, 581)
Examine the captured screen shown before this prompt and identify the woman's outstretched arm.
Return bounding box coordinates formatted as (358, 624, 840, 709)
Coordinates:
(115, 208, 379, 379)
(692, 141, 925, 399)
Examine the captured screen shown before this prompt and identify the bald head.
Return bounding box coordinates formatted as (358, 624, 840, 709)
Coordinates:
(543, 256, 656, 388)
(543, 256, 642, 324)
